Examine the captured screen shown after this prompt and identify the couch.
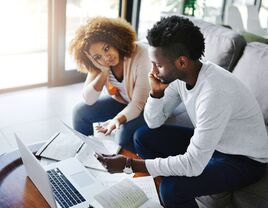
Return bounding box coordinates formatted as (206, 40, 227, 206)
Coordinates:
(165, 16, 268, 208)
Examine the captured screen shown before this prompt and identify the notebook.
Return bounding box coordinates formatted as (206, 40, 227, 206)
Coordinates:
(94, 178, 163, 208)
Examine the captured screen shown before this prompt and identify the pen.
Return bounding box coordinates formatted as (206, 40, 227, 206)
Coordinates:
(76, 142, 85, 154)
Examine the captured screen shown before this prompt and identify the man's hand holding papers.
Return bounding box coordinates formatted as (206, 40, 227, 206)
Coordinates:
(36, 122, 121, 172)
(94, 152, 127, 173)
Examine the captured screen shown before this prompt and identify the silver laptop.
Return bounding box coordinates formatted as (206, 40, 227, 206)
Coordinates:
(15, 134, 104, 208)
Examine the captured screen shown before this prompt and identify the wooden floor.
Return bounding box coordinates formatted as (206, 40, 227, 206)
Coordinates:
(0, 83, 83, 155)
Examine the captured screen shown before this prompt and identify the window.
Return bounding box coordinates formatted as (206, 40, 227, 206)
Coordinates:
(201, 0, 225, 24)
(0, 0, 120, 92)
(0, 0, 48, 90)
(138, 0, 184, 39)
(259, 0, 268, 28)
(138, 0, 225, 40)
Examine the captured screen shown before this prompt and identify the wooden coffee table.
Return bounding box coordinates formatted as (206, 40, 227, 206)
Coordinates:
(0, 143, 50, 207)
(0, 143, 160, 208)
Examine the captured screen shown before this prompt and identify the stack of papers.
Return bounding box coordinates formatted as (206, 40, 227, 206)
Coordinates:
(36, 122, 121, 171)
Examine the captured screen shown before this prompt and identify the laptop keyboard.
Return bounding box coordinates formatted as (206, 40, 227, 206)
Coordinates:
(47, 168, 86, 208)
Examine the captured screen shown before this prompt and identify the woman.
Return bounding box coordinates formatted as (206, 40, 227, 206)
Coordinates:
(69, 17, 151, 153)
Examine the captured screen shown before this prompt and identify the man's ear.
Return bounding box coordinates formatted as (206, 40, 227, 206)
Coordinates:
(175, 56, 188, 69)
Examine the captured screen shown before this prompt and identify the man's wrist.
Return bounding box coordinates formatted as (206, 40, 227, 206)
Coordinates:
(150, 90, 164, 99)
(131, 159, 148, 173)
(123, 157, 133, 174)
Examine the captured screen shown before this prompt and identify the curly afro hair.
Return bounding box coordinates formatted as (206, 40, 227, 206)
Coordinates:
(146, 16, 205, 61)
(69, 16, 136, 73)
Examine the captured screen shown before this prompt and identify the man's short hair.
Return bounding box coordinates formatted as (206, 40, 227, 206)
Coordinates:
(146, 16, 205, 61)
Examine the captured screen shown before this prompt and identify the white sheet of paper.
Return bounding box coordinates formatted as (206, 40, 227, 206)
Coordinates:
(63, 122, 111, 154)
(94, 179, 148, 208)
(132, 177, 159, 200)
(93, 122, 121, 154)
(63, 122, 122, 171)
(37, 132, 82, 161)
(89, 169, 134, 186)
(138, 199, 163, 208)
(94, 175, 162, 207)
(132, 177, 163, 208)
(75, 144, 107, 171)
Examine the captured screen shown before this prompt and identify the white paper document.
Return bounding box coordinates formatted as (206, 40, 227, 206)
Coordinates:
(87, 166, 134, 184)
(36, 122, 121, 171)
(75, 143, 107, 171)
(94, 178, 163, 208)
(93, 122, 121, 154)
(36, 132, 82, 161)
(63, 123, 120, 154)
(132, 177, 163, 208)
(94, 179, 148, 208)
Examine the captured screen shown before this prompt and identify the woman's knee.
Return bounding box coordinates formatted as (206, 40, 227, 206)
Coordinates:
(73, 102, 87, 120)
(73, 102, 96, 122)
(72, 102, 95, 135)
(114, 124, 134, 152)
(133, 125, 151, 147)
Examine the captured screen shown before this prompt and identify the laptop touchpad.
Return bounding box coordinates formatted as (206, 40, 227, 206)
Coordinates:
(71, 171, 94, 188)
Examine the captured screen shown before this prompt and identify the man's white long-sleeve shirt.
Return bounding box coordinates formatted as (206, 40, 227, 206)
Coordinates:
(144, 61, 268, 177)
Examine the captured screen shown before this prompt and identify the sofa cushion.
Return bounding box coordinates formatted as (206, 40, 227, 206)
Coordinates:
(189, 17, 246, 72)
(232, 165, 268, 208)
(240, 31, 268, 44)
(233, 42, 268, 125)
(196, 192, 232, 208)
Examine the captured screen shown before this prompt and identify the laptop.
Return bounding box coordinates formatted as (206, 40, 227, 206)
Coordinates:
(15, 134, 105, 208)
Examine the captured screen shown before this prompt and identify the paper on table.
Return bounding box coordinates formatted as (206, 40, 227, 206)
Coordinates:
(37, 122, 120, 171)
(88, 168, 134, 186)
(132, 177, 163, 208)
(36, 132, 82, 161)
(139, 200, 163, 208)
(94, 179, 148, 208)
(132, 177, 159, 201)
(95, 176, 163, 208)
(92, 173, 157, 198)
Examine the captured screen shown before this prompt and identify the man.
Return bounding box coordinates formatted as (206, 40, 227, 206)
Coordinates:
(95, 16, 268, 208)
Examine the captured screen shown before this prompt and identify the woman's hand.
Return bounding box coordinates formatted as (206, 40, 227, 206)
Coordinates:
(84, 51, 110, 73)
(95, 119, 120, 135)
(94, 153, 127, 173)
